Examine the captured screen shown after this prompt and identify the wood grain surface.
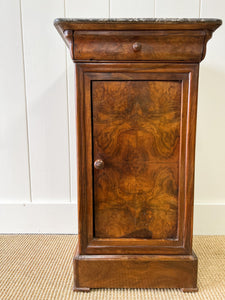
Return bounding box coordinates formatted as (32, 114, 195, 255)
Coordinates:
(73, 245, 198, 290)
(73, 30, 206, 62)
(92, 80, 181, 239)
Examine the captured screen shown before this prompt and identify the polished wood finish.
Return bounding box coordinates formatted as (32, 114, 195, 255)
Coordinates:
(54, 18, 221, 292)
(93, 79, 180, 240)
(73, 251, 198, 289)
(73, 63, 196, 256)
(55, 18, 221, 63)
(72, 30, 207, 62)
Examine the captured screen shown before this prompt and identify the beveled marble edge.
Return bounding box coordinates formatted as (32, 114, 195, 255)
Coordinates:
(54, 18, 222, 24)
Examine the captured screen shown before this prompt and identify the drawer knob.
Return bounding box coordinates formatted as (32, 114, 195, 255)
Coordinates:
(94, 159, 104, 170)
(133, 42, 142, 52)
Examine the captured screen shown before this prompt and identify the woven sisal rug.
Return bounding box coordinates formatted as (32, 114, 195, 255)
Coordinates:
(1, 235, 224, 299)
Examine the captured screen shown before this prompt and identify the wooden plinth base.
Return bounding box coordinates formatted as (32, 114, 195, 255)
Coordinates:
(73, 246, 198, 292)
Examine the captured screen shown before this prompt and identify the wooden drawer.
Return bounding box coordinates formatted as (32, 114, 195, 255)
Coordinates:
(73, 30, 206, 62)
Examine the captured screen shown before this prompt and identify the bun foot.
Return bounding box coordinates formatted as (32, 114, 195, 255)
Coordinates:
(181, 287, 198, 293)
(73, 286, 90, 292)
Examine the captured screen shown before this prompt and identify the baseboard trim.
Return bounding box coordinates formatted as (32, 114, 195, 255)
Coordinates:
(0, 202, 224, 234)
(0, 202, 77, 234)
(193, 203, 225, 235)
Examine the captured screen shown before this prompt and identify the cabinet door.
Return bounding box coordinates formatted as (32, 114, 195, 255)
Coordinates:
(77, 63, 198, 255)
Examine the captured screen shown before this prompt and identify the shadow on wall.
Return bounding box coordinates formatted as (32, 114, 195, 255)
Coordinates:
(195, 65, 225, 202)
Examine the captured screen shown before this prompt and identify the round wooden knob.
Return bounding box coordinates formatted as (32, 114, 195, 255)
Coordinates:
(94, 159, 104, 170)
(132, 42, 142, 52)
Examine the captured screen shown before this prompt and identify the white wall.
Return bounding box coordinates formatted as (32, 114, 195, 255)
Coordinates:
(0, 0, 224, 234)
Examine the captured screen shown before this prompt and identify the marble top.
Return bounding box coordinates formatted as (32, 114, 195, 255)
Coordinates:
(54, 18, 221, 24)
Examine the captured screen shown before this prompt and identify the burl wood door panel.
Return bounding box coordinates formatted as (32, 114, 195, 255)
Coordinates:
(92, 80, 180, 240)
(78, 63, 197, 255)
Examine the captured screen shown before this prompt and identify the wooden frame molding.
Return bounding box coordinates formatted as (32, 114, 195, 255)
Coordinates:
(75, 63, 198, 256)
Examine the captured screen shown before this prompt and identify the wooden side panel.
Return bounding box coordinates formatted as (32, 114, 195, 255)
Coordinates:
(92, 80, 181, 239)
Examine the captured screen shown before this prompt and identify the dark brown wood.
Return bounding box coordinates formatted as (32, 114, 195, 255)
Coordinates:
(73, 287, 91, 292)
(74, 63, 196, 256)
(92, 80, 180, 240)
(54, 19, 221, 62)
(181, 287, 199, 293)
(72, 30, 206, 62)
(73, 244, 198, 290)
(54, 18, 221, 292)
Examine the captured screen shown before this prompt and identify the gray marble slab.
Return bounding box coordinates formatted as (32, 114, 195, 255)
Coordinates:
(54, 18, 221, 24)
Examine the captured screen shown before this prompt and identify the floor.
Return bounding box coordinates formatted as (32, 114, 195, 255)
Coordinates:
(1, 235, 224, 300)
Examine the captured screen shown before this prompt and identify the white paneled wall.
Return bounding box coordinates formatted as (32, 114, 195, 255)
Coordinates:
(195, 0, 225, 203)
(21, 0, 70, 202)
(0, 0, 224, 234)
(110, 0, 155, 18)
(0, 1, 30, 202)
(155, 0, 199, 18)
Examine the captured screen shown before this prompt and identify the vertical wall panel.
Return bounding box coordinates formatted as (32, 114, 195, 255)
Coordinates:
(195, 0, 225, 203)
(110, 0, 155, 18)
(21, 0, 70, 202)
(0, 1, 30, 202)
(65, 0, 109, 202)
(155, 0, 199, 18)
(64, 58, 76, 203)
(66, 0, 109, 18)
